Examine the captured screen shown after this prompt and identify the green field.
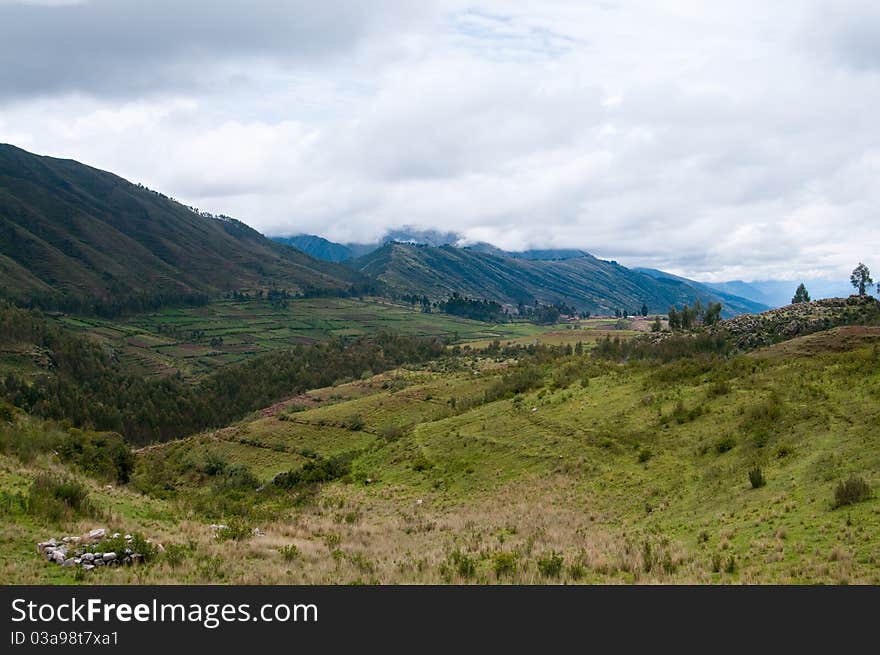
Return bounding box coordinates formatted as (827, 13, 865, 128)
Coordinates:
(53, 297, 552, 378)
(3, 326, 877, 584)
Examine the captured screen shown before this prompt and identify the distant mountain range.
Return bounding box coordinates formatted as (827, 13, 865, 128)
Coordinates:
(703, 279, 867, 308)
(0, 143, 773, 319)
(0, 144, 368, 313)
(350, 242, 766, 316)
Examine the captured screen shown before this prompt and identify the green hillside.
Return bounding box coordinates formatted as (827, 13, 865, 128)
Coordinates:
(1, 317, 877, 584)
(354, 242, 765, 316)
(0, 144, 368, 314)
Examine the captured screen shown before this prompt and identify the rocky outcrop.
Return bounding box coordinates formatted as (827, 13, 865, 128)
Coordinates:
(715, 295, 880, 349)
(37, 529, 153, 572)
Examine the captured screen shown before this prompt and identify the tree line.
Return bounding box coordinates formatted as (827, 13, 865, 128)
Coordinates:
(0, 303, 446, 445)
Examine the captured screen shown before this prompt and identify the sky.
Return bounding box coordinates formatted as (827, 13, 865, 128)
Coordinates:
(1, 0, 879, 283)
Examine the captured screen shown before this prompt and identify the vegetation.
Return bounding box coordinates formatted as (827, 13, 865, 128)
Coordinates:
(833, 476, 871, 509)
(1, 288, 879, 586)
(0, 302, 448, 444)
(791, 283, 811, 304)
(850, 263, 873, 297)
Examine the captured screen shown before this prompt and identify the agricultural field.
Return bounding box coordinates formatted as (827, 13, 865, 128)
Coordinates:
(2, 325, 877, 584)
(52, 297, 554, 379)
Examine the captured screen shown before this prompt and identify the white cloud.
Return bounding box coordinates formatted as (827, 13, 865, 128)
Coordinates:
(1, 0, 879, 281)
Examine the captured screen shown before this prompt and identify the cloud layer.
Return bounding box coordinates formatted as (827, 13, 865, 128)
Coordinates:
(1, 0, 879, 281)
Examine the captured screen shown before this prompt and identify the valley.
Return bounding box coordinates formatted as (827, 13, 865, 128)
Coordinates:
(1, 299, 878, 584)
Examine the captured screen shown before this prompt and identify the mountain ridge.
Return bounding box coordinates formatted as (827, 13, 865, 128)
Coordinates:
(0, 144, 368, 314)
(353, 242, 765, 316)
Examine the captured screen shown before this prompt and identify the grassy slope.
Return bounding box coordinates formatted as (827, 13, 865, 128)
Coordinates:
(354, 242, 765, 316)
(3, 328, 877, 584)
(46, 297, 551, 379)
(0, 144, 364, 305)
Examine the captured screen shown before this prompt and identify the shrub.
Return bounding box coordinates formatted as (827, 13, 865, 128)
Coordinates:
(347, 414, 365, 431)
(637, 447, 652, 463)
(749, 466, 766, 489)
(715, 436, 736, 454)
(568, 563, 586, 580)
(378, 422, 409, 442)
(214, 464, 259, 491)
(201, 452, 229, 476)
(833, 476, 871, 509)
(448, 550, 476, 579)
(707, 380, 731, 398)
(27, 474, 96, 522)
(278, 544, 300, 562)
(491, 551, 517, 578)
(273, 454, 353, 489)
(163, 543, 190, 568)
(215, 518, 253, 542)
(537, 551, 564, 578)
(412, 456, 434, 472)
(775, 444, 794, 459)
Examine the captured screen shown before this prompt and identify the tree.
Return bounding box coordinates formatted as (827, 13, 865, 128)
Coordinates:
(668, 307, 680, 330)
(850, 263, 873, 296)
(651, 316, 662, 332)
(791, 283, 810, 304)
(641, 303, 648, 317)
(703, 302, 722, 326)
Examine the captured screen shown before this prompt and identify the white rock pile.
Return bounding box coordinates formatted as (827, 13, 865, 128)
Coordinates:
(36, 528, 150, 571)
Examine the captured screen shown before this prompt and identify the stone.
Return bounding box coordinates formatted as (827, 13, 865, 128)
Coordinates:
(81, 552, 95, 562)
(87, 528, 106, 540)
(111, 532, 120, 539)
(124, 548, 132, 555)
(124, 534, 132, 541)
(82, 564, 95, 571)
(62, 558, 76, 567)
(131, 554, 143, 565)
(123, 556, 132, 565)
(102, 552, 117, 561)
(94, 558, 105, 567)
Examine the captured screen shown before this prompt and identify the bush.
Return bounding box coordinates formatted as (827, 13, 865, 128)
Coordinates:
(201, 452, 229, 476)
(536, 551, 564, 578)
(448, 550, 476, 579)
(491, 551, 517, 578)
(162, 543, 190, 568)
(59, 430, 134, 484)
(378, 423, 409, 442)
(347, 414, 365, 431)
(215, 518, 254, 542)
(273, 454, 353, 489)
(715, 436, 736, 454)
(214, 464, 259, 491)
(748, 466, 766, 489)
(637, 447, 652, 463)
(278, 544, 300, 562)
(833, 476, 871, 509)
(412, 456, 434, 472)
(27, 474, 96, 522)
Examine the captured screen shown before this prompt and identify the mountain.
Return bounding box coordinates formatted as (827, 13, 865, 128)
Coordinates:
(0, 144, 368, 313)
(274, 227, 462, 262)
(353, 242, 758, 316)
(705, 279, 868, 308)
(634, 268, 768, 315)
(273, 234, 355, 262)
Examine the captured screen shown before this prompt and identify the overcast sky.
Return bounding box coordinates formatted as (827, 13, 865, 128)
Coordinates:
(1, 0, 879, 282)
